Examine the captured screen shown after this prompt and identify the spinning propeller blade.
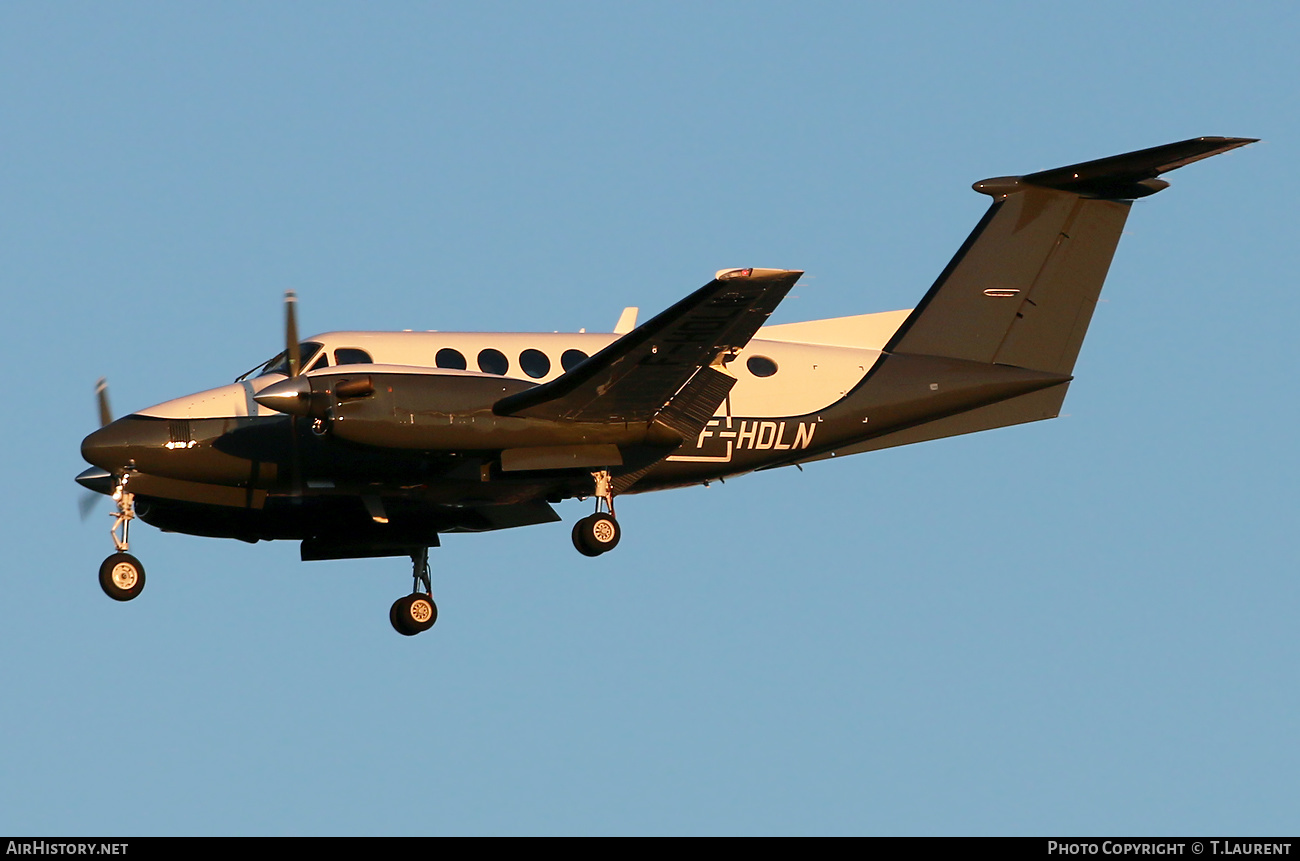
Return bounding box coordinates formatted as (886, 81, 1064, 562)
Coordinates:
(285, 290, 301, 378)
(280, 290, 305, 494)
(78, 489, 103, 521)
(81, 379, 116, 519)
(96, 377, 112, 428)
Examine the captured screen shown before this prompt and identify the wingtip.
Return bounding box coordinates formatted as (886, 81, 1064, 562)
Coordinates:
(715, 268, 804, 282)
(1191, 135, 1259, 154)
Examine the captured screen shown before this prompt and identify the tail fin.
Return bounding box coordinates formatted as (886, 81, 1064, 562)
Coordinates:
(884, 137, 1255, 375)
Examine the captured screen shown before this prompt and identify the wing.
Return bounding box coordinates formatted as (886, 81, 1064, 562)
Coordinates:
(494, 268, 803, 430)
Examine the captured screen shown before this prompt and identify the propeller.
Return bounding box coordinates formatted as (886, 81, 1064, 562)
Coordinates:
(79, 378, 116, 520)
(285, 290, 301, 378)
(81, 291, 309, 519)
(282, 290, 305, 496)
(78, 485, 104, 521)
(96, 377, 112, 427)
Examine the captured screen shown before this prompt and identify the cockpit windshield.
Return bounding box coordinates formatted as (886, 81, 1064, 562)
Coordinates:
(235, 341, 323, 381)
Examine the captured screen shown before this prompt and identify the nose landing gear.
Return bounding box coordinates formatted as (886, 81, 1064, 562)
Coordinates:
(390, 547, 438, 636)
(99, 472, 146, 601)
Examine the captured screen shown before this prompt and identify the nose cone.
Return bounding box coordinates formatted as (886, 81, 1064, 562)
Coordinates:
(253, 376, 313, 416)
(80, 416, 166, 471)
(82, 420, 130, 471)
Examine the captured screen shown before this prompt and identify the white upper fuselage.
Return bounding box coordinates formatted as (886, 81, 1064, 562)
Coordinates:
(138, 309, 912, 421)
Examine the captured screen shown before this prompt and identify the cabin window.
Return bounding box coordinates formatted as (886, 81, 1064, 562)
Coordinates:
(334, 348, 372, 366)
(747, 355, 778, 378)
(478, 348, 509, 375)
(520, 349, 551, 379)
(306, 353, 328, 372)
(436, 348, 467, 370)
(561, 349, 588, 372)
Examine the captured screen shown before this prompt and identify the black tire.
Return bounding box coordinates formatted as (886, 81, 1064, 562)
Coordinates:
(572, 519, 601, 557)
(392, 593, 437, 635)
(390, 596, 415, 636)
(574, 513, 620, 556)
(99, 553, 146, 601)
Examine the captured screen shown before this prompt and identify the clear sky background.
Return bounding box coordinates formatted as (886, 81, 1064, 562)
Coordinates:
(2, 2, 1295, 836)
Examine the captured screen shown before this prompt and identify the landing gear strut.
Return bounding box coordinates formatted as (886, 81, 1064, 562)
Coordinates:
(390, 547, 438, 636)
(572, 469, 621, 557)
(99, 472, 145, 601)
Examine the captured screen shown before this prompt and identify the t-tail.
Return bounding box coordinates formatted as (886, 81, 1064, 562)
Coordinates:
(806, 137, 1256, 461)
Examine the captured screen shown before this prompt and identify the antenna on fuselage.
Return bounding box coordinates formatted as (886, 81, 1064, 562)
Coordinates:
(613, 307, 638, 335)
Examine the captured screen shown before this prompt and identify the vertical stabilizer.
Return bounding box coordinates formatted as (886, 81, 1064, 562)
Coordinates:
(884, 136, 1255, 376)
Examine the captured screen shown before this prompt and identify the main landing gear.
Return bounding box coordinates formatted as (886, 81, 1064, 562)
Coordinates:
(572, 469, 622, 557)
(98, 473, 146, 601)
(390, 547, 438, 636)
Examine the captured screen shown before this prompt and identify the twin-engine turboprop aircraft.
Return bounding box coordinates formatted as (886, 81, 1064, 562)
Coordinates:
(78, 137, 1254, 635)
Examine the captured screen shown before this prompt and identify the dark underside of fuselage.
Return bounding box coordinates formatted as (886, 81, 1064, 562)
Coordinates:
(86, 413, 590, 545)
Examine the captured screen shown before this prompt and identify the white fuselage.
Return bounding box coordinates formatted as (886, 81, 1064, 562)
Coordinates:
(137, 309, 912, 422)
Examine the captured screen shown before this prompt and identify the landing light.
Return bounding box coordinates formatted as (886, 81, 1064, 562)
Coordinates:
(715, 268, 753, 280)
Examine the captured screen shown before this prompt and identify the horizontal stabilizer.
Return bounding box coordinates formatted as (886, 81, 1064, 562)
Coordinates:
(1013, 136, 1257, 200)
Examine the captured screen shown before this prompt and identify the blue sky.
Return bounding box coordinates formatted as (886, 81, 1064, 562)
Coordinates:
(2, 2, 1295, 835)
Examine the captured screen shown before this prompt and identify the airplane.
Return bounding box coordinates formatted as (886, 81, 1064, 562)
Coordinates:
(77, 136, 1255, 635)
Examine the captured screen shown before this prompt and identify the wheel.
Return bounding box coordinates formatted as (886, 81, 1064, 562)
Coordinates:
(98, 553, 146, 601)
(406, 594, 437, 632)
(391, 593, 437, 635)
(574, 513, 620, 556)
(390, 597, 413, 635)
(572, 519, 601, 557)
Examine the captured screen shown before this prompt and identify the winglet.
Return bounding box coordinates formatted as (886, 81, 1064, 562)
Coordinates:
(973, 136, 1257, 200)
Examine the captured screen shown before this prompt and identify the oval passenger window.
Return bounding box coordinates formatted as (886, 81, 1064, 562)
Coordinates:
(478, 348, 509, 375)
(561, 349, 589, 372)
(747, 356, 778, 377)
(436, 348, 467, 370)
(520, 349, 551, 379)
